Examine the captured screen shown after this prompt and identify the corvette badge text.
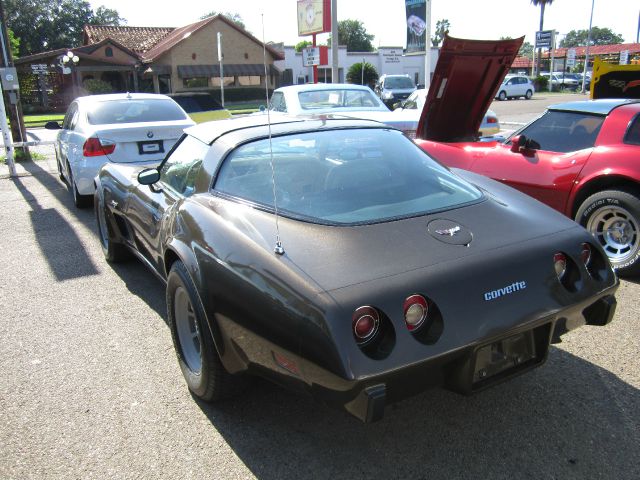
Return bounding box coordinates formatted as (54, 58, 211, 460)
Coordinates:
(484, 281, 527, 301)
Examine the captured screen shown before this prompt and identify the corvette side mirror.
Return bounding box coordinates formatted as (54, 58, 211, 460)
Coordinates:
(510, 135, 540, 153)
(138, 168, 160, 185)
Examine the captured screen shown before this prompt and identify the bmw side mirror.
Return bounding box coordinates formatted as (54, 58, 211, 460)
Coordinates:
(45, 121, 61, 130)
(138, 168, 160, 185)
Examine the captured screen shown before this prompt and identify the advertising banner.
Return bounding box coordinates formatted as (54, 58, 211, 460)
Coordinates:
(405, 0, 427, 54)
(591, 57, 640, 99)
(297, 0, 331, 36)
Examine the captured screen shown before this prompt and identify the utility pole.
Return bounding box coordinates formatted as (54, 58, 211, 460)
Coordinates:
(581, 0, 595, 94)
(424, 0, 432, 89)
(0, 0, 29, 161)
(331, 0, 338, 83)
(217, 32, 224, 107)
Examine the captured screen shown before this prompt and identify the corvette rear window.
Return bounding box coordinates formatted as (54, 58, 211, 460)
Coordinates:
(214, 129, 483, 224)
(87, 99, 187, 125)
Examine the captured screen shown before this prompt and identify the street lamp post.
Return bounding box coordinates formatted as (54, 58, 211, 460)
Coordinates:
(62, 50, 79, 99)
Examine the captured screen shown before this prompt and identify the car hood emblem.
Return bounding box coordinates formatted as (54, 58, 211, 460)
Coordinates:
(427, 219, 473, 246)
(147, 131, 154, 139)
(435, 225, 461, 236)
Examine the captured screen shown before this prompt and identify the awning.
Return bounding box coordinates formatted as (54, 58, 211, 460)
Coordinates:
(177, 64, 280, 78)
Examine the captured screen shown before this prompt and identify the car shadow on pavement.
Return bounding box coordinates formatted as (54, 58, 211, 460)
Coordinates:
(194, 347, 638, 479)
(11, 174, 100, 281)
(109, 260, 168, 323)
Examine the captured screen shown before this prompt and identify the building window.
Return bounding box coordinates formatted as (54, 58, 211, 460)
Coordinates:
(105, 47, 113, 57)
(238, 75, 261, 86)
(183, 77, 208, 88)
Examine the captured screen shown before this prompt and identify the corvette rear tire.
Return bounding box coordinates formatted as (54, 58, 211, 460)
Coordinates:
(94, 191, 129, 263)
(167, 260, 245, 401)
(525, 89, 533, 100)
(67, 161, 91, 208)
(498, 91, 507, 101)
(576, 189, 640, 276)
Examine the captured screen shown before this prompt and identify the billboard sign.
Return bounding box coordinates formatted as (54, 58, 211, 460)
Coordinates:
(297, 0, 331, 36)
(535, 30, 553, 48)
(405, 0, 427, 54)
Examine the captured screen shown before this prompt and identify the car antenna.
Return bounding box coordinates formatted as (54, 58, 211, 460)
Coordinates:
(261, 13, 284, 256)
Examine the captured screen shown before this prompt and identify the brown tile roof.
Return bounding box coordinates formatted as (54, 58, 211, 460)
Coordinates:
(512, 56, 533, 68)
(543, 42, 640, 58)
(83, 25, 174, 53)
(142, 15, 284, 62)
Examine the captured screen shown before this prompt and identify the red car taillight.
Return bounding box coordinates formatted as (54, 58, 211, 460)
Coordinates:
(553, 252, 567, 280)
(403, 294, 428, 331)
(486, 116, 498, 124)
(83, 137, 115, 157)
(352, 306, 379, 345)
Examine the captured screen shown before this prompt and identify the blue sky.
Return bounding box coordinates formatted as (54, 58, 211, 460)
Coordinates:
(89, 0, 639, 48)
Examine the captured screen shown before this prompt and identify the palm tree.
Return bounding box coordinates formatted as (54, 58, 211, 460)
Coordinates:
(531, 0, 554, 75)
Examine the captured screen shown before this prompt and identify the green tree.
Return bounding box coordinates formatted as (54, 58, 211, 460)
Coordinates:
(431, 19, 450, 48)
(200, 11, 246, 30)
(327, 19, 375, 52)
(4, 0, 126, 57)
(346, 61, 378, 87)
(531, 0, 554, 74)
(560, 27, 624, 47)
(7, 28, 19, 59)
(295, 40, 312, 52)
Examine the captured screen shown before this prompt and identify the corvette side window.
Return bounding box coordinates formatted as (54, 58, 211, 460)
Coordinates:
(624, 114, 640, 145)
(159, 136, 208, 196)
(516, 111, 604, 153)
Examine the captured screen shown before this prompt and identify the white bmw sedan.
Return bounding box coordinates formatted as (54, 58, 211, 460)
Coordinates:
(47, 93, 195, 207)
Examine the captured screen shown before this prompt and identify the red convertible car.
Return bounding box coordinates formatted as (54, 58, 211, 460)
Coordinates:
(416, 37, 640, 275)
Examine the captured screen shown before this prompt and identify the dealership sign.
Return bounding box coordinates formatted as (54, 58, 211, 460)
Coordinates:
(297, 0, 331, 36)
(535, 30, 553, 48)
(405, 0, 427, 54)
(566, 48, 576, 67)
(302, 46, 329, 67)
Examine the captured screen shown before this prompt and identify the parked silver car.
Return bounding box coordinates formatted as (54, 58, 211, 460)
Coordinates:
(495, 75, 535, 100)
(46, 93, 195, 207)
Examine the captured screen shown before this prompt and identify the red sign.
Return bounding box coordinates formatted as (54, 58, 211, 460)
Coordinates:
(297, 0, 331, 36)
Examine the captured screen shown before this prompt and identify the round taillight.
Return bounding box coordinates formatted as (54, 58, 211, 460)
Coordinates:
(352, 306, 379, 345)
(403, 294, 428, 331)
(554, 252, 567, 279)
(580, 243, 592, 266)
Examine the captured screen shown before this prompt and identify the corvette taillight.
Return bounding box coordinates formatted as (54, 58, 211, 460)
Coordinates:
(553, 252, 567, 280)
(83, 137, 116, 157)
(403, 294, 428, 331)
(352, 306, 379, 345)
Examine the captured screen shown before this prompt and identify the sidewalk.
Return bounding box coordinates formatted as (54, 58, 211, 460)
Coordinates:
(0, 145, 57, 178)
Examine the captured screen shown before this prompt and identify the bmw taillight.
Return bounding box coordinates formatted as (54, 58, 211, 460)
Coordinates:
(352, 306, 379, 345)
(553, 252, 567, 280)
(403, 294, 428, 331)
(83, 137, 116, 157)
(486, 116, 498, 124)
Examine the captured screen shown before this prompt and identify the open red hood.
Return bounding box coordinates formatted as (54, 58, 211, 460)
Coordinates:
(417, 36, 523, 142)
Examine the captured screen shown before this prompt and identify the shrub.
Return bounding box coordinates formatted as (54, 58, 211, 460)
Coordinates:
(346, 62, 379, 88)
(83, 79, 114, 95)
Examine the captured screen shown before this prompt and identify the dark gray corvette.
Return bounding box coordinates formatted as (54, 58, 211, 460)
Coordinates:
(94, 115, 618, 422)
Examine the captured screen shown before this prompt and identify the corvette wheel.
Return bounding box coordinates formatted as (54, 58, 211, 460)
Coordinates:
(576, 189, 640, 276)
(525, 89, 533, 100)
(167, 260, 245, 401)
(94, 191, 128, 262)
(498, 91, 507, 101)
(67, 161, 91, 208)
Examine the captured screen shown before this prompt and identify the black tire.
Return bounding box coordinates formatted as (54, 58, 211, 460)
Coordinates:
(67, 161, 91, 208)
(167, 260, 245, 401)
(575, 189, 640, 276)
(55, 152, 65, 182)
(525, 89, 533, 100)
(498, 91, 507, 101)
(94, 191, 129, 263)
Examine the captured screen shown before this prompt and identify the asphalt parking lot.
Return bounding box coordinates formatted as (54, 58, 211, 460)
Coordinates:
(1, 96, 639, 479)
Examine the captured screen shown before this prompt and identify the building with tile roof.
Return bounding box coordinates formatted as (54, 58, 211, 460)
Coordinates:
(15, 15, 284, 110)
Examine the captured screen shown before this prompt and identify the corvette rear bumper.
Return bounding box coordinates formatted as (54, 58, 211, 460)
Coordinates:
(335, 291, 617, 422)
